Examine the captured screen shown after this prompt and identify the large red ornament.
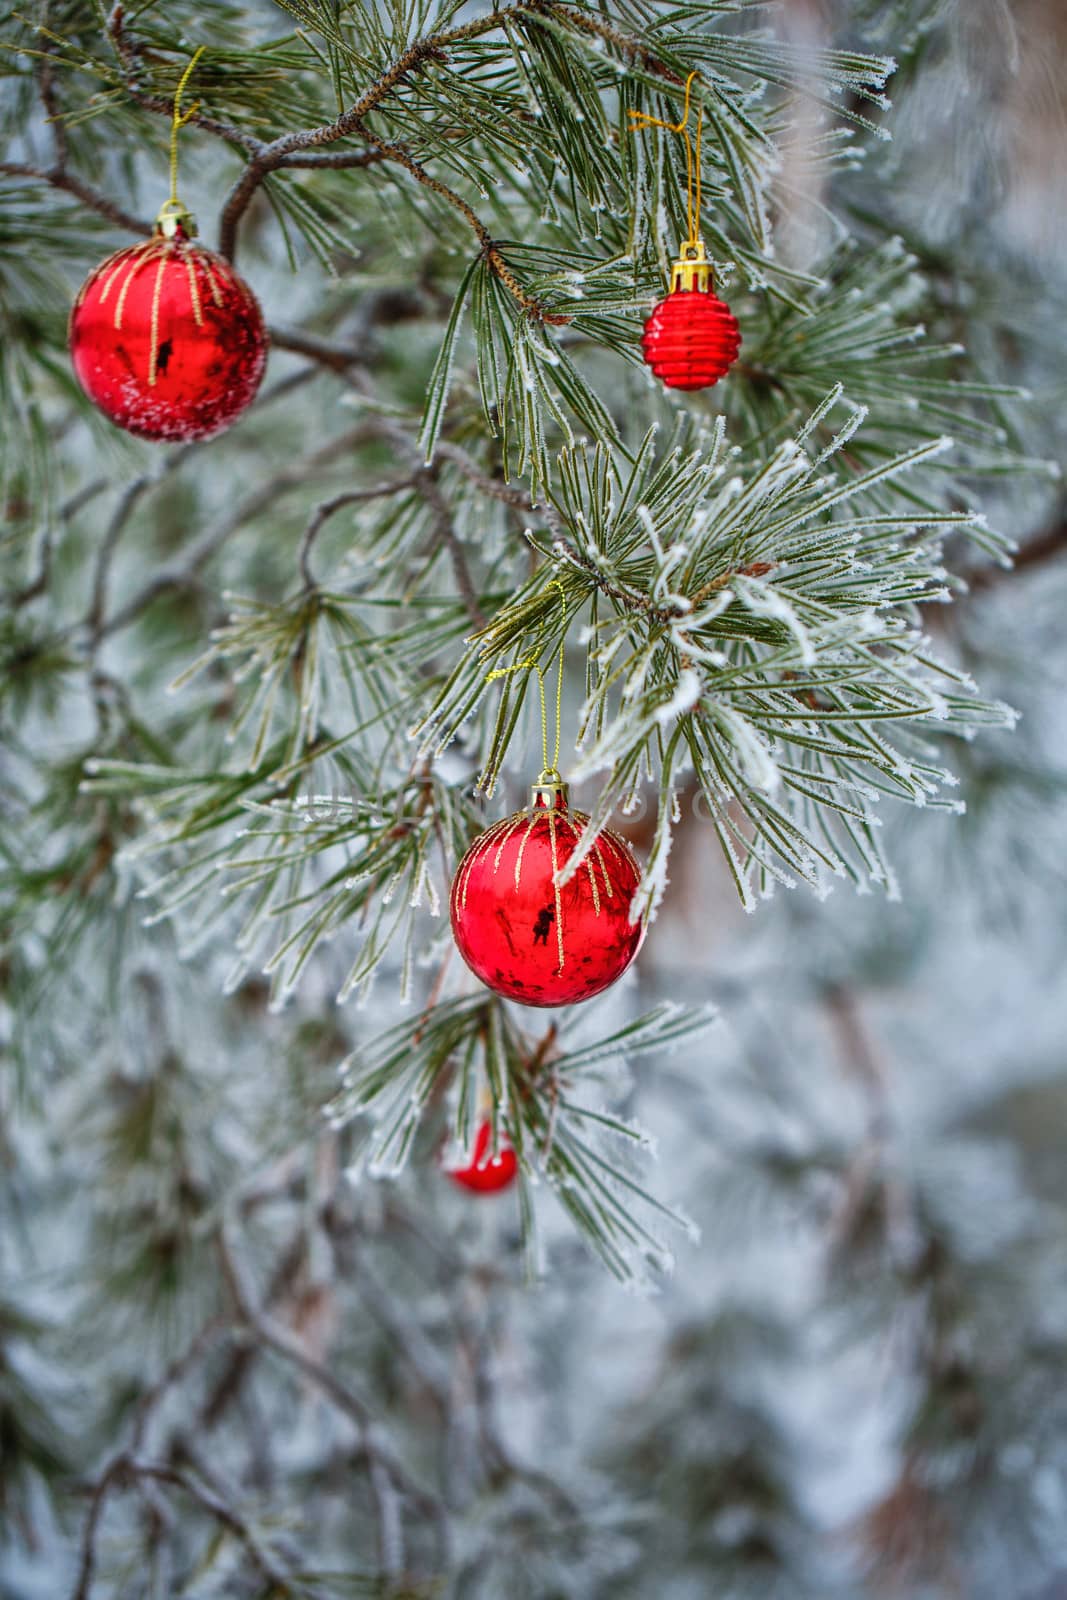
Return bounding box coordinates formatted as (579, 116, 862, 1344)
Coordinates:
(450, 776, 643, 1008)
(642, 241, 741, 392)
(446, 1121, 518, 1194)
(69, 205, 267, 442)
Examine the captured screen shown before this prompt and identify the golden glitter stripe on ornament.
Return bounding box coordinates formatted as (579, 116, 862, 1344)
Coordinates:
(110, 254, 144, 331)
(147, 253, 169, 387)
(554, 812, 603, 915)
(605, 834, 638, 900)
(454, 815, 516, 910)
(491, 813, 529, 877)
(183, 251, 204, 327)
(512, 811, 542, 891)
(591, 840, 613, 901)
(453, 828, 491, 909)
(101, 240, 160, 325)
(590, 858, 606, 909)
(198, 255, 227, 310)
(568, 814, 615, 910)
(611, 832, 641, 875)
(546, 809, 565, 971)
(97, 240, 152, 305)
(596, 836, 624, 899)
(73, 245, 132, 313)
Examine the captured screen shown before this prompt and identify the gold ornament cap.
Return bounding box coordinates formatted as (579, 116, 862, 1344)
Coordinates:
(155, 199, 198, 239)
(670, 239, 712, 294)
(530, 768, 568, 811)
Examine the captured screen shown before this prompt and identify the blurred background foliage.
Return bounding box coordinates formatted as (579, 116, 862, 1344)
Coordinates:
(1, 0, 1066, 1597)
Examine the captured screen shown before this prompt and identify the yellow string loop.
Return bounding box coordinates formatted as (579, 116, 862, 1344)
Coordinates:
(628, 69, 703, 248)
(169, 46, 206, 210)
(486, 580, 567, 783)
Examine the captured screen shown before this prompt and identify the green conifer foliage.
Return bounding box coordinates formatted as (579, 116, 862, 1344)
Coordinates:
(2, 1, 1065, 1595)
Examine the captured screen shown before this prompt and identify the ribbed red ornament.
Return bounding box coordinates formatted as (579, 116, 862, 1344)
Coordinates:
(450, 780, 643, 1008)
(642, 287, 741, 391)
(69, 221, 267, 442)
(446, 1122, 518, 1194)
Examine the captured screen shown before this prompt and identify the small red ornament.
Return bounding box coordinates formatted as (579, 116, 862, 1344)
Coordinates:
(642, 241, 741, 392)
(446, 1121, 518, 1194)
(450, 775, 643, 1008)
(69, 203, 267, 442)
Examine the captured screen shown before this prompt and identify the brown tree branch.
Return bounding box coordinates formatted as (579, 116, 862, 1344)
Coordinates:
(433, 441, 537, 510)
(358, 131, 571, 326)
(454, 1282, 580, 1519)
(298, 477, 417, 590)
(0, 162, 150, 235)
(300, 346, 491, 630)
(275, 147, 389, 173)
(536, 2, 685, 84)
(70, 1320, 229, 1600)
(9, 478, 110, 610)
(821, 983, 920, 1273)
(217, 1217, 452, 1572)
(36, 0, 68, 167)
(214, 0, 526, 259)
(105, 5, 260, 153)
(967, 517, 1067, 591)
(199, 0, 665, 320)
(269, 322, 365, 371)
(85, 448, 198, 648)
(73, 1454, 295, 1599)
(412, 464, 489, 630)
(89, 422, 377, 643)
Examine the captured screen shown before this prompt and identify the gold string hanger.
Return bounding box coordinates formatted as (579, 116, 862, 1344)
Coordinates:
(629, 69, 713, 294)
(157, 45, 205, 238)
(485, 580, 567, 801)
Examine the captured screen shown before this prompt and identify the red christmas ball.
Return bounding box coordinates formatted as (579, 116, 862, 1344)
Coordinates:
(450, 780, 643, 1008)
(446, 1121, 518, 1194)
(642, 287, 741, 392)
(69, 220, 267, 442)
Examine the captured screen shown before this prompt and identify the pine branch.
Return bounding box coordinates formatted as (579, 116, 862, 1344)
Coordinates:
(218, 145, 383, 258)
(968, 511, 1067, 590)
(268, 322, 366, 372)
(356, 129, 572, 326)
(105, 4, 261, 153)
(70, 1319, 228, 1600)
(433, 441, 535, 511)
(0, 3, 149, 235)
(3, 0, 1048, 1385)
(539, 1, 685, 82)
(217, 1217, 452, 1571)
(99, 0, 681, 315)
(84, 448, 198, 649)
(411, 463, 488, 629)
(333, 363, 490, 629)
(73, 1453, 297, 1599)
(249, 325, 491, 624)
(0, 161, 150, 235)
(85, 422, 377, 645)
(298, 478, 417, 590)
(210, 1, 637, 259)
(8, 478, 109, 609)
